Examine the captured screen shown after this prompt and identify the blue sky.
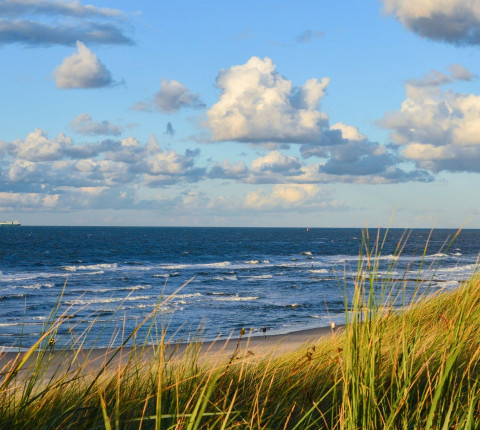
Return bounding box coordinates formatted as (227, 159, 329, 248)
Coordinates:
(1, 0, 480, 227)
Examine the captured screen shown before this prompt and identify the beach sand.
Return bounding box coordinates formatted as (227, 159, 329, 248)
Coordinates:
(0, 325, 342, 380)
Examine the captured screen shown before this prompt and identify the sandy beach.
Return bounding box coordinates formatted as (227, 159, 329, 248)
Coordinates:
(0, 325, 342, 380)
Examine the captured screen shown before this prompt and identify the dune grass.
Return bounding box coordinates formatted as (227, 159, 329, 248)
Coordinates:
(1, 230, 480, 429)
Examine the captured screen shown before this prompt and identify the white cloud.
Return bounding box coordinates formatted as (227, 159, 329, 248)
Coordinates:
(380, 74, 480, 172)
(207, 56, 329, 144)
(71, 113, 123, 136)
(251, 151, 302, 174)
(10, 128, 73, 161)
(54, 41, 113, 88)
(244, 184, 331, 210)
(133, 79, 204, 114)
(151, 79, 204, 113)
(0, 192, 59, 210)
(382, 0, 480, 45)
(0, 129, 205, 210)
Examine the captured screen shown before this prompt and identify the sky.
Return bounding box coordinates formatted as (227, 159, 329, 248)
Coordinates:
(1, 0, 480, 227)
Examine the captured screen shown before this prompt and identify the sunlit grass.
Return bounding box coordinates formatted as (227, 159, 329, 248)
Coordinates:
(1, 229, 479, 428)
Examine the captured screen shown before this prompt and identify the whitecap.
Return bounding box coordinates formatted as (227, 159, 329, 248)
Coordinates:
(23, 282, 55, 290)
(66, 295, 153, 306)
(213, 295, 259, 302)
(247, 274, 273, 280)
(62, 263, 118, 272)
(174, 293, 203, 299)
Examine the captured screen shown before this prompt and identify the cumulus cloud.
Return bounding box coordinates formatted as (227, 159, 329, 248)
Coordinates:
(71, 113, 123, 136)
(154, 79, 205, 113)
(4, 128, 74, 161)
(207, 56, 329, 144)
(0, 0, 132, 46)
(382, 0, 480, 45)
(251, 151, 302, 175)
(297, 123, 431, 182)
(380, 70, 480, 172)
(0, 192, 59, 210)
(54, 41, 113, 88)
(0, 129, 205, 211)
(135, 79, 205, 113)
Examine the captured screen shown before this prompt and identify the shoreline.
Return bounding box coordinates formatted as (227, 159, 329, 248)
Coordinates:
(0, 324, 342, 378)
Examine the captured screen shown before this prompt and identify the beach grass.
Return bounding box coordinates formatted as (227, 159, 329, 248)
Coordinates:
(1, 230, 480, 428)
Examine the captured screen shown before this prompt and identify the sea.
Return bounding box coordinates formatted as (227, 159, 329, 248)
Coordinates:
(0, 227, 479, 349)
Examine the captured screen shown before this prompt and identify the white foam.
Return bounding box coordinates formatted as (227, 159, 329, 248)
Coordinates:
(23, 282, 55, 290)
(213, 275, 238, 281)
(425, 253, 448, 259)
(247, 274, 273, 280)
(308, 269, 328, 274)
(66, 295, 152, 306)
(62, 263, 118, 272)
(213, 295, 259, 302)
(173, 293, 203, 299)
(162, 261, 231, 270)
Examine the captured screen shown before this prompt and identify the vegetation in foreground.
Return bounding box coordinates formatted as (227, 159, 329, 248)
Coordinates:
(1, 230, 480, 429)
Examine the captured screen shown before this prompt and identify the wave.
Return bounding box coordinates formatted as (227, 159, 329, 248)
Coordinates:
(434, 264, 477, 275)
(308, 269, 328, 274)
(425, 253, 448, 259)
(62, 263, 118, 272)
(301, 251, 313, 256)
(0, 293, 27, 301)
(0, 271, 60, 282)
(22, 282, 55, 290)
(213, 275, 238, 281)
(0, 322, 43, 327)
(213, 295, 259, 302)
(65, 295, 153, 306)
(162, 261, 231, 270)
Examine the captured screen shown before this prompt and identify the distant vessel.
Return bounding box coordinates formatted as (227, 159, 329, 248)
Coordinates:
(0, 221, 21, 226)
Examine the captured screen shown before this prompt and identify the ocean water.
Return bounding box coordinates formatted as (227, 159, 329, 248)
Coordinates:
(0, 227, 479, 348)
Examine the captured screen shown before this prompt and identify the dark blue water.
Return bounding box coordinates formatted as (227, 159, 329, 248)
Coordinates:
(0, 227, 479, 348)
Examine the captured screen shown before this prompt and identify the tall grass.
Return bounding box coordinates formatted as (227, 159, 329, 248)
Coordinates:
(1, 229, 480, 428)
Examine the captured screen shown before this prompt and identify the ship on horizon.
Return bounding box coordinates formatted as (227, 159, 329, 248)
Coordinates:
(0, 221, 21, 226)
